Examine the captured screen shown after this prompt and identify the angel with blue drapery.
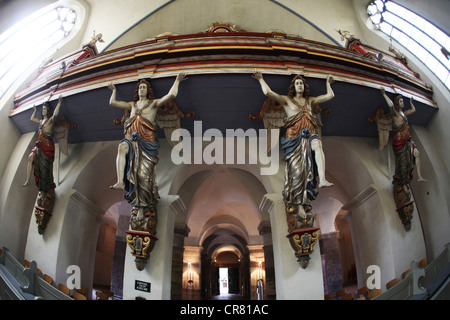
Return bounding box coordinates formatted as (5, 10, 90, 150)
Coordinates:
(108, 74, 187, 213)
(252, 71, 335, 230)
(108, 73, 188, 269)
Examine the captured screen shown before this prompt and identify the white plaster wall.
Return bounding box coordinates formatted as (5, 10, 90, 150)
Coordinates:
(0, 96, 23, 183)
(0, 132, 37, 260)
(0, 139, 118, 287)
(352, 0, 450, 259)
(410, 126, 450, 259)
(262, 193, 324, 300)
(80, 0, 170, 52)
(322, 136, 427, 289)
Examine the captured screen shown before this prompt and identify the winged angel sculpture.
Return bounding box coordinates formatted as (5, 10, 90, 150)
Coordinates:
(108, 73, 193, 269)
(250, 71, 335, 267)
(369, 87, 426, 230)
(23, 96, 76, 234)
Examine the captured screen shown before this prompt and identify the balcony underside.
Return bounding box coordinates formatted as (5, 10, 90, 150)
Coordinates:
(10, 32, 437, 144)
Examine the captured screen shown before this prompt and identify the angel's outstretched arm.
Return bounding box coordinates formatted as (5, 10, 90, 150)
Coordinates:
(405, 97, 416, 116)
(381, 87, 394, 109)
(253, 70, 286, 106)
(310, 75, 335, 105)
(154, 73, 187, 108)
(108, 83, 133, 110)
(30, 105, 40, 124)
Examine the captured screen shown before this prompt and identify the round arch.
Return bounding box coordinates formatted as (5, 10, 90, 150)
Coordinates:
(199, 215, 250, 246)
(170, 163, 276, 300)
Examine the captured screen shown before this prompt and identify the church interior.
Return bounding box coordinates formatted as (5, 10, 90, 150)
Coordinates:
(0, 0, 449, 302)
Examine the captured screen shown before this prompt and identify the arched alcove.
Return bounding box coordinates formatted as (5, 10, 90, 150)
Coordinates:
(212, 248, 242, 295)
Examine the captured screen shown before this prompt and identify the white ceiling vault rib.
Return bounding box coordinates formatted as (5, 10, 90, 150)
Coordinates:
(100, 0, 341, 53)
(268, 0, 343, 47)
(100, 0, 176, 53)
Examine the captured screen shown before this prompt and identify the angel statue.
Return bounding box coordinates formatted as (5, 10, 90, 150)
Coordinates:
(252, 71, 335, 226)
(108, 73, 187, 269)
(23, 96, 62, 189)
(23, 96, 63, 234)
(377, 87, 426, 230)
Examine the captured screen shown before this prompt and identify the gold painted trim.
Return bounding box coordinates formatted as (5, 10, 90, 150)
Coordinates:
(168, 45, 273, 53)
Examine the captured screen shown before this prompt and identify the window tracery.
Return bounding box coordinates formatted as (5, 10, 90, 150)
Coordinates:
(0, 6, 77, 98)
(368, 0, 450, 90)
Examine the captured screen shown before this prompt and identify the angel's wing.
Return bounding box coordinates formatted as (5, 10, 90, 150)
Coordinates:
(54, 116, 77, 155)
(249, 97, 285, 152)
(249, 97, 285, 127)
(368, 107, 392, 151)
(156, 100, 195, 148)
(311, 103, 331, 138)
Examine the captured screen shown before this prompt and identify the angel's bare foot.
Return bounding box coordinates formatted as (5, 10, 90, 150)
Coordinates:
(319, 180, 334, 188)
(417, 177, 427, 182)
(22, 181, 30, 187)
(110, 182, 125, 190)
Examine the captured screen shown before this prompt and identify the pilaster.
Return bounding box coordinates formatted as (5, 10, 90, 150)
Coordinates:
(260, 193, 324, 299)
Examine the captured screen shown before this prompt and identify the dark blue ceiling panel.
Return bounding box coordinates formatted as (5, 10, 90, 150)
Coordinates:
(9, 73, 437, 144)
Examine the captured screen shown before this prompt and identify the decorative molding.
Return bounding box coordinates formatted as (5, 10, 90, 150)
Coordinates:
(13, 31, 434, 118)
(259, 193, 281, 213)
(204, 22, 241, 33)
(169, 196, 187, 216)
(70, 191, 104, 216)
(341, 185, 377, 211)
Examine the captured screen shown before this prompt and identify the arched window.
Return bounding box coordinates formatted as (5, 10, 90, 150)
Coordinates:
(0, 6, 77, 98)
(367, 0, 450, 90)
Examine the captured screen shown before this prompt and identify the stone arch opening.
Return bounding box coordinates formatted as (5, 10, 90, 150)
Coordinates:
(170, 166, 275, 300)
(201, 231, 248, 299)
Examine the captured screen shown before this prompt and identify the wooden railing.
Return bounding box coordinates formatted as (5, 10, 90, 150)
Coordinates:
(373, 242, 450, 300)
(0, 247, 73, 300)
